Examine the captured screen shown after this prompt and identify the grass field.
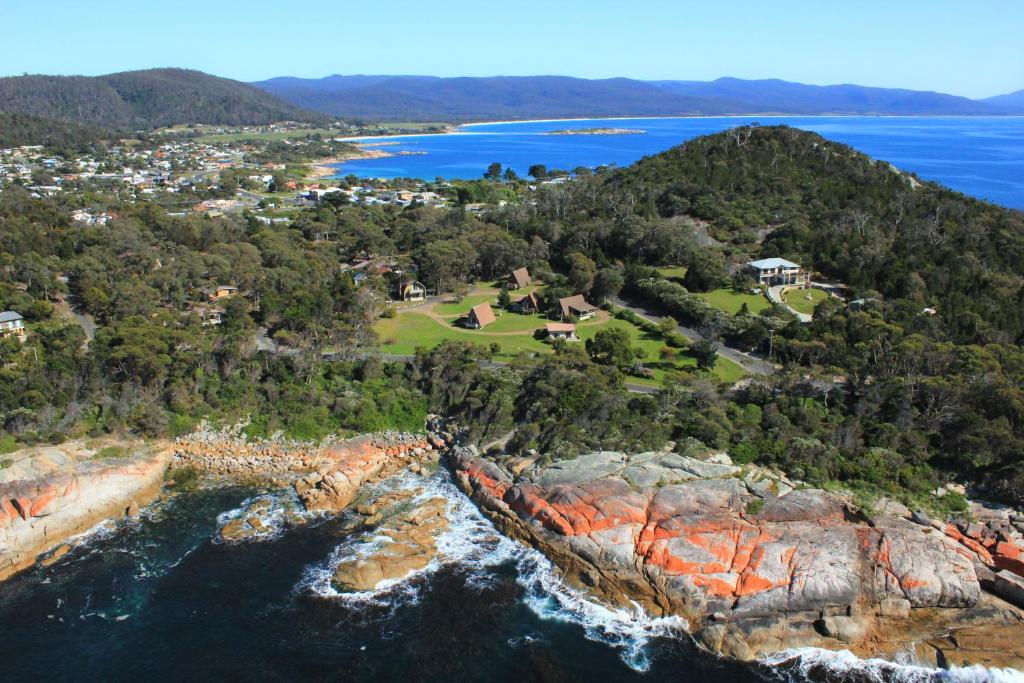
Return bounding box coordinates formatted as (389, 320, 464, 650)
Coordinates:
(694, 288, 771, 315)
(656, 266, 688, 281)
(375, 304, 746, 385)
(783, 287, 829, 315)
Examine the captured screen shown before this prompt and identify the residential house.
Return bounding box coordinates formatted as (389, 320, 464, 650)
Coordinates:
(400, 280, 426, 301)
(508, 267, 532, 290)
(558, 294, 597, 321)
(465, 302, 496, 329)
(190, 305, 224, 326)
(206, 285, 238, 302)
(512, 291, 540, 314)
(0, 311, 26, 341)
(745, 258, 807, 286)
(545, 322, 578, 341)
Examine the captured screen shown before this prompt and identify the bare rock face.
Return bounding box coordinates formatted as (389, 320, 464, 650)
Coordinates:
(294, 434, 437, 512)
(447, 445, 1024, 668)
(0, 441, 171, 580)
(332, 496, 448, 592)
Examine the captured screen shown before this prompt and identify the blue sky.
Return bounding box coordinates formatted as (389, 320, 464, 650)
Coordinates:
(1, 0, 1021, 98)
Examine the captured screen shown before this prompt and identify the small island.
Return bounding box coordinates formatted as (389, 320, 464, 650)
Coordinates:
(543, 127, 645, 136)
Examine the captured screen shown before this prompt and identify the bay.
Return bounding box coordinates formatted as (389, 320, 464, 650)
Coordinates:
(333, 116, 1024, 210)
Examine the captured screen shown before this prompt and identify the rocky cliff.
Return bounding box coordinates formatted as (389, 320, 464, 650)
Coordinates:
(0, 441, 171, 580)
(447, 444, 1024, 668)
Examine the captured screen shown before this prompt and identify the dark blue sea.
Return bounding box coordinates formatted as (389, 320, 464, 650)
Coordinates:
(0, 470, 1017, 682)
(333, 117, 1024, 210)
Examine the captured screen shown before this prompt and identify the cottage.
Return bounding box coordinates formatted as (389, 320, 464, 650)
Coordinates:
(465, 302, 496, 329)
(558, 294, 596, 321)
(745, 258, 807, 286)
(512, 291, 540, 314)
(508, 267, 532, 290)
(0, 310, 26, 341)
(545, 322, 578, 341)
(206, 285, 238, 302)
(400, 280, 426, 301)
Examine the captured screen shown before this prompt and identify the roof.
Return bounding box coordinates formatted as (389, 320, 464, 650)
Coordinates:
(747, 257, 800, 270)
(0, 311, 23, 323)
(559, 294, 596, 318)
(469, 302, 496, 327)
(510, 267, 532, 288)
(546, 323, 576, 333)
(515, 291, 539, 307)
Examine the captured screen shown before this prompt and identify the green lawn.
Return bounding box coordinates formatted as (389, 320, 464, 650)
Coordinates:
(195, 128, 351, 143)
(433, 294, 498, 316)
(693, 288, 771, 315)
(783, 287, 829, 315)
(656, 266, 688, 281)
(375, 309, 747, 385)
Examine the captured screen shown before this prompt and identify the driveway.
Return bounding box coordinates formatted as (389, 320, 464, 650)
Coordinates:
(610, 296, 778, 376)
(767, 285, 812, 323)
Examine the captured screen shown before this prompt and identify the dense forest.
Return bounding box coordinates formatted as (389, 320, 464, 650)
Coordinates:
(0, 69, 325, 133)
(3, 125, 1023, 514)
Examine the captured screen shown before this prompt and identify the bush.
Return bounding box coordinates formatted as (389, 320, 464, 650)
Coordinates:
(729, 441, 759, 464)
(0, 435, 18, 454)
(94, 445, 127, 460)
(381, 307, 397, 319)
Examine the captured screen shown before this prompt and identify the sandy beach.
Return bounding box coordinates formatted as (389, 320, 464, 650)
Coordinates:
(307, 148, 393, 179)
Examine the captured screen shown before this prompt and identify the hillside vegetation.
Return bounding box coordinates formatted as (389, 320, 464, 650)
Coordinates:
(0, 69, 326, 132)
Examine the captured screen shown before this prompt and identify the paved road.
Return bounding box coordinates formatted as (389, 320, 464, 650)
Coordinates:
(767, 285, 812, 323)
(610, 296, 778, 376)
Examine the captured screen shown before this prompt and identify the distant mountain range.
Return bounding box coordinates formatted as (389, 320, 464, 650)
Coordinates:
(0, 68, 326, 136)
(0, 69, 1020, 148)
(252, 74, 1024, 121)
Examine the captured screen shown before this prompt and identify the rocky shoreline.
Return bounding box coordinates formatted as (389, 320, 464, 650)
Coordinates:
(8, 420, 1024, 672)
(0, 440, 171, 580)
(444, 436, 1024, 669)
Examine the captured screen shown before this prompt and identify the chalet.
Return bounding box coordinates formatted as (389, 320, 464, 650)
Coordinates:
(512, 291, 540, 314)
(400, 280, 426, 301)
(206, 285, 238, 302)
(0, 311, 26, 341)
(545, 322, 578, 341)
(558, 294, 596, 321)
(465, 302, 496, 329)
(508, 267, 532, 290)
(745, 258, 807, 286)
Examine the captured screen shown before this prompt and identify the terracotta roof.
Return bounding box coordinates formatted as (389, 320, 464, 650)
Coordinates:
(515, 292, 539, 308)
(510, 267, 532, 288)
(545, 323, 576, 333)
(558, 294, 595, 319)
(469, 302, 496, 327)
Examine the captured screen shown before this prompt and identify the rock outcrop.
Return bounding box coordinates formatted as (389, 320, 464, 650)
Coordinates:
(332, 494, 448, 592)
(0, 441, 171, 580)
(293, 434, 437, 512)
(447, 446, 1024, 668)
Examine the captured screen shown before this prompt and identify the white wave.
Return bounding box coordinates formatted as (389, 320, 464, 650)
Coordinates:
(214, 488, 321, 544)
(297, 467, 686, 672)
(760, 647, 1024, 683)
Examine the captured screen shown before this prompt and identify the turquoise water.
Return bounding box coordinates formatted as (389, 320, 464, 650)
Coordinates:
(333, 117, 1024, 209)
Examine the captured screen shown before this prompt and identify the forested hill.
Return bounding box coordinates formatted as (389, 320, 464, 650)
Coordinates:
(607, 125, 1024, 345)
(0, 111, 110, 149)
(252, 74, 1023, 121)
(0, 69, 327, 132)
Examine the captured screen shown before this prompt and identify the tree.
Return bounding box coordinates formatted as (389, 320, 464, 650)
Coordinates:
(497, 286, 512, 310)
(658, 316, 678, 338)
(692, 340, 719, 372)
(586, 328, 634, 368)
(484, 162, 503, 180)
(682, 250, 729, 293)
(528, 164, 547, 180)
(591, 267, 624, 303)
(567, 252, 597, 294)
(504, 167, 519, 182)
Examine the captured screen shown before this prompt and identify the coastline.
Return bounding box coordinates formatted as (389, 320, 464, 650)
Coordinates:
(307, 148, 393, 179)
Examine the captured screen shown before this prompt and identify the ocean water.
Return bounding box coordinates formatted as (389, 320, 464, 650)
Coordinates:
(333, 117, 1024, 210)
(1, 470, 1020, 682)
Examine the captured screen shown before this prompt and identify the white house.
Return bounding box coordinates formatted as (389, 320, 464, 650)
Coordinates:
(0, 311, 26, 342)
(745, 258, 807, 286)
